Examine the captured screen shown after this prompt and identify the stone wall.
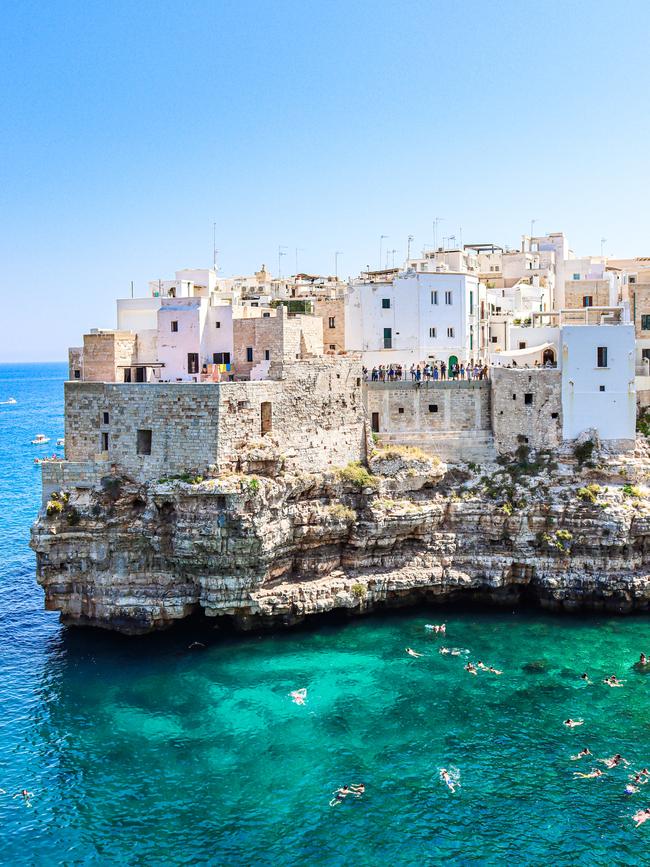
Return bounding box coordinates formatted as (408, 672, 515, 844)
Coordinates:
(82, 331, 136, 382)
(632, 283, 650, 339)
(68, 347, 83, 381)
(564, 279, 610, 310)
(314, 298, 345, 353)
(232, 307, 323, 378)
(365, 380, 494, 462)
(491, 367, 562, 454)
(62, 357, 366, 482)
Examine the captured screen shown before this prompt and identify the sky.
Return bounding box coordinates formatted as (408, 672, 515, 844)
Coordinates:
(1, 0, 649, 361)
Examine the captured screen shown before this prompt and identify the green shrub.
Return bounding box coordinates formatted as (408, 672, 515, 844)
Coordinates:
(623, 484, 642, 499)
(577, 483, 601, 505)
(574, 439, 595, 466)
(244, 477, 260, 494)
(46, 500, 63, 517)
(337, 462, 377, 489)
(328, 503, 356, 522)
(65, 507, 80, 526)
(637, 412, 650, 437)
(501, 502, 513, 516)
(350, 583, 366, 599)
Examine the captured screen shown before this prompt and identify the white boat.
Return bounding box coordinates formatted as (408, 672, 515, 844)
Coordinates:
(31, 434, 50, 445)
(56, 438, 65, 447)
(0, 397, 16, 405)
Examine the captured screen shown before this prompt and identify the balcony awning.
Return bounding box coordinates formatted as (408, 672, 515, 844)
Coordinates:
(491, 342, 556, 367)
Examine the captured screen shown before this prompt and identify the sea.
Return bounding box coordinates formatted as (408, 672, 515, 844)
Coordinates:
(1, 362, 649, 865)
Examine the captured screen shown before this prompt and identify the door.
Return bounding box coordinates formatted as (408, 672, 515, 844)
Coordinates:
(187, 353, 199, 374)
(371, 412, 379, 433)
(135, 366, 146, 382)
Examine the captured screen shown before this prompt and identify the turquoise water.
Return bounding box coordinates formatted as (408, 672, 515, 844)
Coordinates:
(2, 364, 650, 865)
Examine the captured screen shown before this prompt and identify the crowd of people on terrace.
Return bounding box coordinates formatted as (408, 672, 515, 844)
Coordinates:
(364, 361, 489, 383)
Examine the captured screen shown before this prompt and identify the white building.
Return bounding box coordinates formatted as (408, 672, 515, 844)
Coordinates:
(345, 269, 487, 368)
(491, 307, 636, 446)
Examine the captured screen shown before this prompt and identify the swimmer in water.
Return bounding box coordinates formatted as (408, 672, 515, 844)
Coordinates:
(450, 649, 462, 656)
(599, 754, 629, 769)
(477, 661, 489, 671)
(604, 674, 624, 687)
(571, 748, 592, 761)
(290, 688, 307, 705)
(489, 666, 503, 675)
(633, 808, 650, 827)
(439, 647, 451, 655)
(640, 653, 647, 666)
(350, 783, 365, 797)
(573, 769, 604, 779)
(626, 783, 640, 795)
(464, 662, 478, 675)
(564, 719, 584, 728)
(405, 648, 423, 658)
(440, 768, 456, 793)
(13, 790, 33, 807)
(580, 673, 591, 683)
(329, 785, 350, 806)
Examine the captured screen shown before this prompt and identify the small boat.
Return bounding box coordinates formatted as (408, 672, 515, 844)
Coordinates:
(0, 397, 16, 405)
(31, 434, 50, 445)
(56, 438, 65, 447)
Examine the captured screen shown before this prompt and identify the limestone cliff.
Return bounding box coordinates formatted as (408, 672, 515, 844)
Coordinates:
(30, 444, 650, 634)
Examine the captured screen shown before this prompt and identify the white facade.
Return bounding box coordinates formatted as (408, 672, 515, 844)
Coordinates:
(561, 323, 636, 443)
(345, 270, 485, 367)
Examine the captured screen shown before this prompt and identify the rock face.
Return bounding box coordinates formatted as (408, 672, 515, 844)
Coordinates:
(30, 446, 650, 635)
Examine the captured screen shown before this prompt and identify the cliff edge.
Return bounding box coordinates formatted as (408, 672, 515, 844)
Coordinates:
(30, 442, 650, 634)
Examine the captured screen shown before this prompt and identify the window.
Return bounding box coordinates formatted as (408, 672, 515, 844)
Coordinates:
(137, 429, 152, 455)
(469, 290, 474, 314)
(329, 344, 336, 350)
(599, 385, 606, 392)
(597, 346, 608, 368)
(383, 327, 392, 349)
(215, 321, 221, 328)
(445, 291, 453, 305)
(643, 349, 650, 361)
(431, 290, 438, 305)
(73, 369, 81, 379)
(429, 327, 437, 338)
(135, 366, 146, 382)
(551, 412, 559, 419)
(171, 320, 179, 333)
(583, 296, 593, 307)
(246, 347, 253, 363)
(447, 327, 454, 338)
(524, 393, 533, 405)
(264, 350, 270, 361)
(429, 404, 438, 413)
(518, 342, 527, 350)
(573, 273, 580, 280)
(512, 394, 517, 400)
(262, 311, 270, 318)
(328, 317, 336, 328)
(382, 298, 391, 309)
(641, 315, 650, 331)
(123, 368, 132, 383)
(491, 336, 498, 343)
(212, 352, 231, 365)
(101, 432, 109, 452)
(187, 353, 199, 374)
(102, 411, 109, 425)
(261, 401, 272, 435)
(398, 407, 404, 414)
(629, 276, 637, 284)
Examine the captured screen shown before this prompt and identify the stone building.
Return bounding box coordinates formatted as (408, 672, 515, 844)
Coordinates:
(232, 305, 323, 379)
(313, 297, 345, 354)
(61, 356, 365, 484)
(490, 368, 562, 455)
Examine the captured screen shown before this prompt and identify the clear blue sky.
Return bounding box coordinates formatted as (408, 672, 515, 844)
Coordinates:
(1, 0, 649, 361)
